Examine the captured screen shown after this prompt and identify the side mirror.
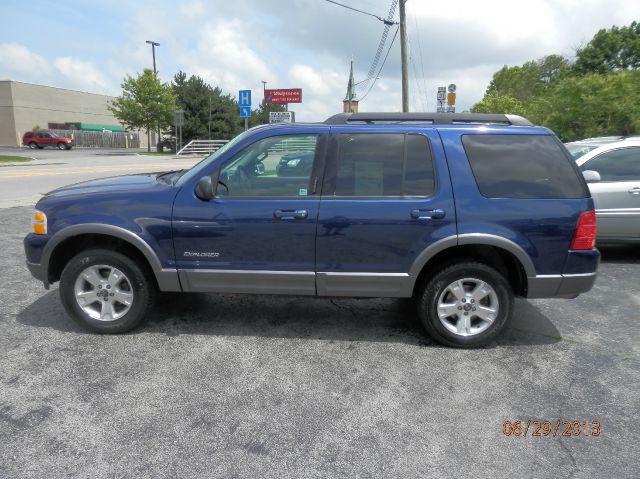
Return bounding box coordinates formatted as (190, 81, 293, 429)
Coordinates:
(194, 175, 215, 201)
(582, 170, 601, 183)
(254, 162, 265, 175)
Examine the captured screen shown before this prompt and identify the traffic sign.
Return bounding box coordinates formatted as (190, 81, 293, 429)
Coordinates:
(448, 84, 457, 93)
(238, 90, 251, 107)
(240, 106, 251, 118)
(447, 92, 456, 106)
(269, 111, 294, 123)
(437, 91, 446, 101)
(437, 100, 446, 108)
(174, 109, 184, 127)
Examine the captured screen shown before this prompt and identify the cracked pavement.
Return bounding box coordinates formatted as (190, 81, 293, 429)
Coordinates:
(0, 205, 638, 478)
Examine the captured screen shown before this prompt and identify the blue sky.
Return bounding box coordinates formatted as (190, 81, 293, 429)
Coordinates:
(2, 0, 640, 121)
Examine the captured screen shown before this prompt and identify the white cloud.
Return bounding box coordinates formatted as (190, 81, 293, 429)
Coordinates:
(0, 43, 51, 78)
(53, 57, 111, 93)
(180, 19, 276, 101)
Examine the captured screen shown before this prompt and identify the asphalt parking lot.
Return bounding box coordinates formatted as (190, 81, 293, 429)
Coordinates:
(0, 206, 638, 478)
(0, 152, 639, 477)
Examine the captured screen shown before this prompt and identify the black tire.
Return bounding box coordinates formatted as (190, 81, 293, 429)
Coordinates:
(28, 142, 37, 149)
(57, 142, 67, 150)
(59, 249, 157, 333)
(416, 262, 513, 348)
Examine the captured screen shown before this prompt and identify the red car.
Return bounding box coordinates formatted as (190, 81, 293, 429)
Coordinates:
(22, 131, 74, 150)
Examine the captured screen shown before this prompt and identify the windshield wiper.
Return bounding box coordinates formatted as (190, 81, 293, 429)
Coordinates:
(156, 169, 186, 184)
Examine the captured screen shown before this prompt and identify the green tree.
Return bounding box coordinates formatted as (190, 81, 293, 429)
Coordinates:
(485, 55, 569, 101)
(470, 93, 527, 116)
(172, 71, 242, 144)
(545, 71, 640, 141)
(472, 21, 640, 141)
(109, 69, 177, 152)
(574, 21, 640, 74)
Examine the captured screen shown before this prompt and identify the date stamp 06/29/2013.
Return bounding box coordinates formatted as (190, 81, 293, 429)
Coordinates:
(502, 419, 601, 437)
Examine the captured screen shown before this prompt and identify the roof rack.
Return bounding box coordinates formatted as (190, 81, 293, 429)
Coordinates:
(324, 112, 533, 127)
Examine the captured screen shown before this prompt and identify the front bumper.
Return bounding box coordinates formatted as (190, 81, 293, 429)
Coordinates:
(24, 233, 51, 288)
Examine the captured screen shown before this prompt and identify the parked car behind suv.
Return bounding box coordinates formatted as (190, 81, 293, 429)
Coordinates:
(576, 139, 640, 243)
(23, 113, 599, 348)
(565, 135, 640, 159)
(22, 131, 74, 150)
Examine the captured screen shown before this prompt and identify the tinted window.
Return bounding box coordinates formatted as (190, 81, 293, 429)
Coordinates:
(404, 134, 435, 196)
(218, 134, 318, 197)
(332, 133, 435, 197)
(462, 134, 587, 199)
(24, 132, 33, 138)
(580, 147, 640, 181)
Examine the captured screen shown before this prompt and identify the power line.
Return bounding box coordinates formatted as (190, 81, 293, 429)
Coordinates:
(324, 0, 398, 25)
(360, 24, 400, 101)
(356, 0, 399, 92)
(412, 10, 429, 110)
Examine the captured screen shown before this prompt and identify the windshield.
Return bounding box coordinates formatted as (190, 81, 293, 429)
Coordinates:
(50, 132, 59, 138)
(175, 130, 252, 186)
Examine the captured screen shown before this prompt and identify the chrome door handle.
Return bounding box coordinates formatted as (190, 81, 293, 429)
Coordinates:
(274, 209, 308, 220)
(410, 208, 446, 220)
(629, 187, 640, 196)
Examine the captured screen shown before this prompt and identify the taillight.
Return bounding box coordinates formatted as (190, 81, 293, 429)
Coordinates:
(571, 210, 597, 250)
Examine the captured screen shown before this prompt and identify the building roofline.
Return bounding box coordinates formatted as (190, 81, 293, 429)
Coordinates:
(0, 79, 116, 99)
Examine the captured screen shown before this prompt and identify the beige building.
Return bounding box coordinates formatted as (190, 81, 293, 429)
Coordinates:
(0, 80, 154, 148)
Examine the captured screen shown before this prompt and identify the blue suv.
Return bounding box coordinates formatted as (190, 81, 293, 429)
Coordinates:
(23, 113, 599, 347)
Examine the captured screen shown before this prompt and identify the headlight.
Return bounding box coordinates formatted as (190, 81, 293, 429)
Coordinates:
(33, 210, 47, 235)
(287, 159, 301, 167)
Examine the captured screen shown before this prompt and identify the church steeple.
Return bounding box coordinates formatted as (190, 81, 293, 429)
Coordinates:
(343, 60, 359, 113)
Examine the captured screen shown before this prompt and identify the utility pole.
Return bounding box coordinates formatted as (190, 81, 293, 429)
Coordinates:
(146, 40, 161, 150)
(399, 0, 409, 112)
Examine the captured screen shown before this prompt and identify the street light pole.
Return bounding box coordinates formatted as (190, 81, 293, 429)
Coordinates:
(399, 0, 409, 112)
(146, 40, 161, 151)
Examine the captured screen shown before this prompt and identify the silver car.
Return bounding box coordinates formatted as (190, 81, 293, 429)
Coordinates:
(576, 139, 640, 243)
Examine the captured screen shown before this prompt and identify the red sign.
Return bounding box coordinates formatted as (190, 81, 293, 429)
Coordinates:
(264, 88, 302, 104)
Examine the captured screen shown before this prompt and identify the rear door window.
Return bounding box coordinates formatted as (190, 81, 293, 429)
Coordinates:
(328, 133, 435, 197)
(462, 134, 588, 199)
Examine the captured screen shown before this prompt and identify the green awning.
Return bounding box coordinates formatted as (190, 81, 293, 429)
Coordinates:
(79, 123, 126, 132)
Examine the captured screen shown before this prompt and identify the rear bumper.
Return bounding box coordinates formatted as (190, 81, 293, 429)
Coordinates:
(527, 272, 597, 299)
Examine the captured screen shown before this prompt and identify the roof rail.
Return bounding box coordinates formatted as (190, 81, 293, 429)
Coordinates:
(324, 112, 533, 127)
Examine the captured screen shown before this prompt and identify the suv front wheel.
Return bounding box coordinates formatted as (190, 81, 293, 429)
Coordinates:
(59, 249, 156, 333)
(416, 262, 513, 348)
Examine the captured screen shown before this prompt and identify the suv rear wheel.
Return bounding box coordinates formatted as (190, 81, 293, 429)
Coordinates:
(416, 262, 513, 348)
(59, 249, 156, 333)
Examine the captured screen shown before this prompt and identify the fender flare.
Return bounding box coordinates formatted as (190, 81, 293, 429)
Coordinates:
(408, 233, 536, 282)
(42, 224, 181, 291)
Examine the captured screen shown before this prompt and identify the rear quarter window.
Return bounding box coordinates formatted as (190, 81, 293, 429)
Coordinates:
(462, 134, 588, 199)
